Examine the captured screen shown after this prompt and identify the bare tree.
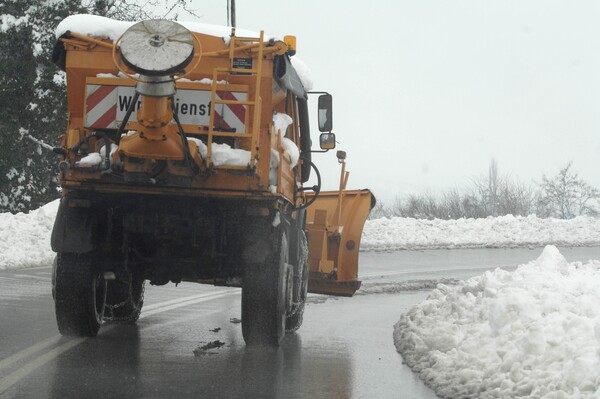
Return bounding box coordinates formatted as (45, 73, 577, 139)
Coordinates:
(488, 158, 499, 216)
(538, 162, 600, 219)
(82, 0, 201, 20)
(382, 161, 599, 221)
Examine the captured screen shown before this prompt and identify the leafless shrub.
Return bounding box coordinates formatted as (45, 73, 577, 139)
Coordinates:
(368, 200, 393, 220)
(376, 160, 597, 220)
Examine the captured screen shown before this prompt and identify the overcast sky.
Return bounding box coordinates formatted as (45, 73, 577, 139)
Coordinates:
(169, 1, 600, 202)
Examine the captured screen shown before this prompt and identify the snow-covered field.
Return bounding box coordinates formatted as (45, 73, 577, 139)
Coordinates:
(3, 202, 600, 397)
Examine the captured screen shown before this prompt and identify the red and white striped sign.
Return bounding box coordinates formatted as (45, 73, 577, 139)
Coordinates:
(84, 84, 247, 132)
(85, 85, 118, 129)
(212, 91, 246, 133)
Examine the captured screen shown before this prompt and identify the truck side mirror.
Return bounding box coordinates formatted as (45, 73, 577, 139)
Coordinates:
(317, 94, 333, 132)
(319, 132, 336, 150)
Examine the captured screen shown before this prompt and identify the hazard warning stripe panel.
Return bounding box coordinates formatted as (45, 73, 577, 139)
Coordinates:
(84, 83, 248, 132)
(85, 85, 118, 129)
(214, 91, 247, 133)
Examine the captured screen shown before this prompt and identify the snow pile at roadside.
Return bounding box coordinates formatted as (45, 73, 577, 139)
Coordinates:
(394, 246, 600, 398)
(0, 200, 59, 270)
(363, 215, 600, 251)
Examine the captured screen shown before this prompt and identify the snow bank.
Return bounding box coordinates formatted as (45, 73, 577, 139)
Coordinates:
(363, 215, 600, 251)
(395, 245, 600, 398)
(0, 200, 59, 270)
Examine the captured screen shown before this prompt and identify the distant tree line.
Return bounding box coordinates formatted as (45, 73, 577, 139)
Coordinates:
(370, 160, 600, 220)
(0, 0, 197, 213)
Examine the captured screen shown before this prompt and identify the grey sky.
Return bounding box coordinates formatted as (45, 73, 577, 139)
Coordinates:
(174, 1, 600, 201)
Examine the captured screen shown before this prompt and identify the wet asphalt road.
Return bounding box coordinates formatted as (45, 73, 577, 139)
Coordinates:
(1, 247, 598, 398)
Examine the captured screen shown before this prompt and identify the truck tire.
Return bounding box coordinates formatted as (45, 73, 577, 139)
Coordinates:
(55, 252, 106, 336)
(105, 274, 145, 322)
(242, 229, 292, 346)
(286, 228, 308, 332)
(51, 255, 57, 300)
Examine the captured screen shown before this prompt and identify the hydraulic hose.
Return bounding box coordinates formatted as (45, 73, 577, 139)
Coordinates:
(295, 156, 321, 211)
(172, 100, 200, 176)
(71, 131, 112, 171)
(115, 92, 140, 145)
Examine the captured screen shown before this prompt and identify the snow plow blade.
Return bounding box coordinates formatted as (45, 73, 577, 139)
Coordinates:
(305, 189, 375, 297)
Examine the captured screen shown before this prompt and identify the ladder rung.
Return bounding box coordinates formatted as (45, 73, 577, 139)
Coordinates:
(232, 36, 262, 42)
(215, 164, 252, 171)
(214, 99, 255, 106)
(228, 68, 258, 74)
(211, 132, 252, 138)
(212, 67, 257, 75)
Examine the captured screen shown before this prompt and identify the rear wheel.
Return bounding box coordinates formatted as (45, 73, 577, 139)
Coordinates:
(55, 252, 106, 336)
(105, 273, 145, 322)
(242, 228, 292, 346)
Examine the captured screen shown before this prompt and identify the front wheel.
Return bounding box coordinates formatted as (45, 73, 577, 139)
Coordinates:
(286, 227, 308, 332)
(54, 252, 106, 336)
(242, 228, 292, 346)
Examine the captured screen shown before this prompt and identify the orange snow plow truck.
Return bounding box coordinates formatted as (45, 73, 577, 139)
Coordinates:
(50, 16, 374, 345)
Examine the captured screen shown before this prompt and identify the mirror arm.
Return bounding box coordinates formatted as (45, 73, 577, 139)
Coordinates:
(297, 184, 320, 191)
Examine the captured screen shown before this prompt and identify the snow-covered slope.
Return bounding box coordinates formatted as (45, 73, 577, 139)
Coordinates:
(395, 246, 600, 398)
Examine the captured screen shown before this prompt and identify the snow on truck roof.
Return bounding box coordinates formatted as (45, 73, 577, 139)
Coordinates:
(54, 14, 313, 91)
(55, 14, 262, 43)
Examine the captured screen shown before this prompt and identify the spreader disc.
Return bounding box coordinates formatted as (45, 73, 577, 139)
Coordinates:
(119, 20, 195, 76)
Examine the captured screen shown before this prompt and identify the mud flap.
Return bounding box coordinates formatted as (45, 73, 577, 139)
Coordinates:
(51, 198, 97, 254)
(305, 189, 374, 296)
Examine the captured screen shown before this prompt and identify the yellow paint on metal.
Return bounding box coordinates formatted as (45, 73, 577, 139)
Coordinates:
(57, 23, 374, 299)
(305, 188, 374, 296)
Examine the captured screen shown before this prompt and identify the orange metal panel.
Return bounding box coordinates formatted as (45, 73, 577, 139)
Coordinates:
(305, 189, 374, 296)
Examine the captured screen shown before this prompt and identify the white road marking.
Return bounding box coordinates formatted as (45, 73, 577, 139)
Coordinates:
(0, 277, 30, 283)
(0, 289, 240, 394)
(0, 336, 62, 373)
(360, 270, 413, 278)
(0, 338, 85, 394)
(16, 266, 52, 271)
(142, 289, 235, 311)
(11, 274, 51, 281)
(140, 291, 237, 318)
